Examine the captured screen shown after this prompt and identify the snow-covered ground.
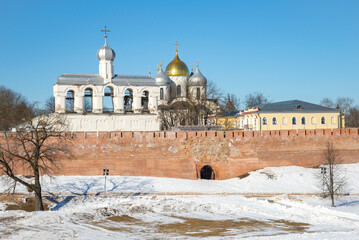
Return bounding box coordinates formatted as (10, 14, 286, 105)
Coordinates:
(1, 164, 359, 239)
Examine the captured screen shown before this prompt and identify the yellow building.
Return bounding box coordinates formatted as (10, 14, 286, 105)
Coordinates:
(212, 110, 239, 129)
(238, 100, 345, 132)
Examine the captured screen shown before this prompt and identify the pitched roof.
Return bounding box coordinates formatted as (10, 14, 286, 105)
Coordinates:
(215, 110, 240, 117)
(258, 100, 339, 113)
(223, 99, 236, 111)
(56, 74, 158, 86)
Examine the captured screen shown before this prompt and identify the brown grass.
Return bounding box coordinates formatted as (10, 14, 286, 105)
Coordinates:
(108, 215, 139, 223)
(99, 215, 310, 237)
(2, 195, 50, 212)
(237, 172, 250, 179)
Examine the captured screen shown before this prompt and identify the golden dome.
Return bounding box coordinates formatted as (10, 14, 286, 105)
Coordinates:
(165, 51, 189, 76)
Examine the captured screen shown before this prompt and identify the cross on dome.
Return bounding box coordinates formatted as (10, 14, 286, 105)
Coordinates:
(101, 26, 110, 43)
(174, 41, 180, 52)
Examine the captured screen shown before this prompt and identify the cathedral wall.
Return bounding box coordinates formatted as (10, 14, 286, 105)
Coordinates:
(1, 128, 359, 179)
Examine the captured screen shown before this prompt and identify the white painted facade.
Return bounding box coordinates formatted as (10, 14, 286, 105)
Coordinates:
(239, 114, 260, 131)
(64, 114, 160, 132)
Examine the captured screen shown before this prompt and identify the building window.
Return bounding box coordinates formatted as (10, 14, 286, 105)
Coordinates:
(321, 117, 325, 125)
(272, 117, 277, 125)
(177, 85, 181, 97)
(311, 117, 315, 124)
(196, 88, 200, 100)
(301, 117, 306, 125)
(331, 116, 335, 124)
(282, 117, 287, 125)
(160, 88, 164, 100)
(262, 117, 267, 125)
(292, 117, 296, 125)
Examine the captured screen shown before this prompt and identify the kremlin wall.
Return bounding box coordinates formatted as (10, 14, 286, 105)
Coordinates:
(3, 128, 359, 180)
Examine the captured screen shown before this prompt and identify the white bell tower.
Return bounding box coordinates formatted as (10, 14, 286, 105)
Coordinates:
(96, 26, 116, 83)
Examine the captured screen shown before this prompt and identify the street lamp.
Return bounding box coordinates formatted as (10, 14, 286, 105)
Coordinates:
(102, 147, 109, 196)
(320, 167, 327, 197)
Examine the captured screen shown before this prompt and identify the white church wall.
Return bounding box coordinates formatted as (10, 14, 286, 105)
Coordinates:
(168, 75, 190, 98)
(63, 113, 160, 131)
(189, 86, 206, 101)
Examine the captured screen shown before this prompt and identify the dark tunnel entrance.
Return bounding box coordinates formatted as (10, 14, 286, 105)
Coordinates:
(200, 165, 215, 180)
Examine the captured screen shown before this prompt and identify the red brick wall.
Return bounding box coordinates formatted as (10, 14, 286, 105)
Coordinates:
(1, 129, 359, 179)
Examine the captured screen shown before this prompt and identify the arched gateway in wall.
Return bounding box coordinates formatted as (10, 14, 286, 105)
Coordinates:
(200, 165, 215, 180)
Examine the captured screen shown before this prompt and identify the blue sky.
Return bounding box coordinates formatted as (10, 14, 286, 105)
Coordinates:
(0, 0, 358, 108)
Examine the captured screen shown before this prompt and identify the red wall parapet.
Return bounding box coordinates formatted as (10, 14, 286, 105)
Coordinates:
(1, 128, 358, 180)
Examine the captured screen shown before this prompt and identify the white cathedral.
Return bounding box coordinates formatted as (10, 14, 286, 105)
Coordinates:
(53, 33, 211, 131)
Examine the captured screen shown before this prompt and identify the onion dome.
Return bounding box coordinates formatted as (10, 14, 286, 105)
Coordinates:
(189, 67, 207, 86)
(96, 42, 116, 61)
(165, 51, 189, 76)
(155, 68, 171, 85)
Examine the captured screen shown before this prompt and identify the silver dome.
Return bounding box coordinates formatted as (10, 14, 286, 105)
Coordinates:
(189, 68, 207, 86)
(96, 42, 116, 61)
(154, 68, 171, 85)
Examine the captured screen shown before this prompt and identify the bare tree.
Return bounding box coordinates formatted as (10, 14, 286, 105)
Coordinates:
(320, 97, 356, 127)
(0, 115, 70, 211)
(206, 79, 225, 105)
(336, 97, 354, 115)
(158, 103, 189, 130)
(320, 97, 334, 108)
(318, 142, 347, 207)
(320, 97, 354, 115)
(45, 96, 56, 114)
(33, 97, 56, 116)
(83, 97, 92, 113)
(223, 94, 240, 111)
(244, 92, 270, 109)
(346, 106, 359, 127)
(0, 85, 34, 131)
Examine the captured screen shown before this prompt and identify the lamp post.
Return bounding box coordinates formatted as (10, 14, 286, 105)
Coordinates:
(102, 147, 109, 196)
(320, 167, 327, 197)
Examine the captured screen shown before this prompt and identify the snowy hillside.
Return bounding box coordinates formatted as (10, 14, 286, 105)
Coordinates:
(1, 164, 359, 239)
(2, 163, 359, 195)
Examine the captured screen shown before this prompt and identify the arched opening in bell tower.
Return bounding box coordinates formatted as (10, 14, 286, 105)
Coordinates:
(103, 86, 114, 113)
(124, 89, 133, 112)
(65, 90, 74, 112)
(141, 90, 149, 112)
(200, 165, 215, 180)
(83, 88, 93, 113)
